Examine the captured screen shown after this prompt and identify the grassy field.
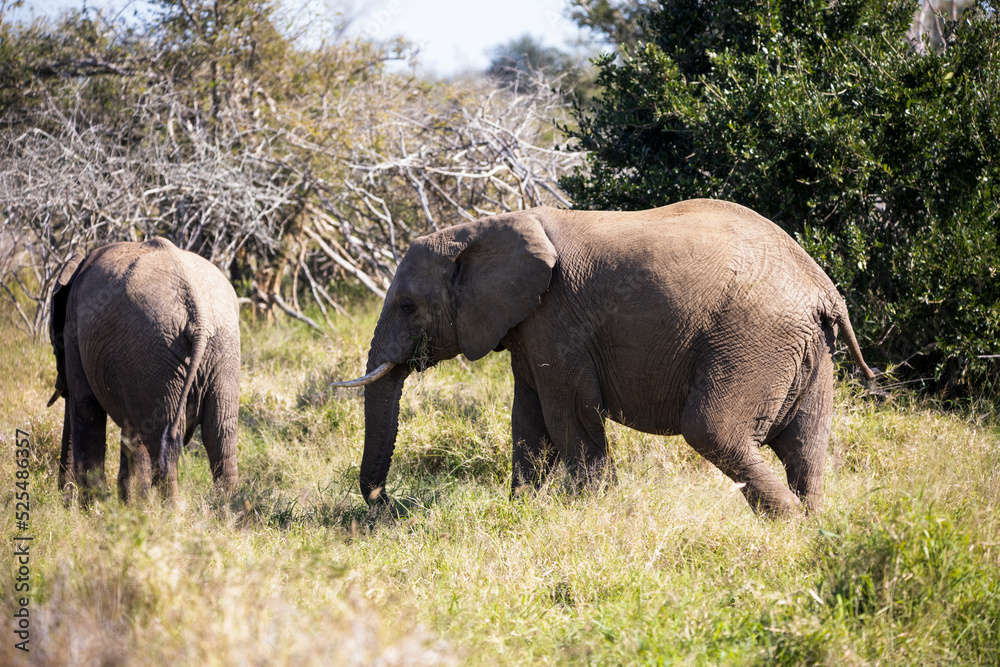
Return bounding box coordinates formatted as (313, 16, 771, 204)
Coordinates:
(1, 302, 998, 665)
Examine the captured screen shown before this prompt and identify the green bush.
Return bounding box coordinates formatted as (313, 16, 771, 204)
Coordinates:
(562, 0, 1000, 398)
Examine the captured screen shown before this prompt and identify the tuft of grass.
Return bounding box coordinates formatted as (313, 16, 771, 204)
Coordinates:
(1, 301, 997, 664)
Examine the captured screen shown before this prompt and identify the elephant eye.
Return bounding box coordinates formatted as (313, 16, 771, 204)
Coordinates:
(400, 299, 417, 315)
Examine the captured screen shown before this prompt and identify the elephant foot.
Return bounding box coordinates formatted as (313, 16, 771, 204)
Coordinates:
(77, 465, 109, 491)
(60, 482, 78, 508)
(742, 484, 803, 518)
(78, 482, 112, 509)
(58, 466, 77, 506)
(573, 458, 617, 498)
(213, 475, 239, 497)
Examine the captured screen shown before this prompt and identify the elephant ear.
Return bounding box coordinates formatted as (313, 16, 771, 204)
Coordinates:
(452, 213, 557, 361)
(48, 254, 85, 406)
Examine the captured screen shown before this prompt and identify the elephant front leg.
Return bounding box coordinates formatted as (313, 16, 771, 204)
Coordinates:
(58, 401, 74, 498)
(537, 373, 613, 489)
(511, 380, 556, 495)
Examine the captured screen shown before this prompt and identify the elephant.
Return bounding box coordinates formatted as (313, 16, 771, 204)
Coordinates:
(333, 199, 882, 516)
(48, 237, 240, 503)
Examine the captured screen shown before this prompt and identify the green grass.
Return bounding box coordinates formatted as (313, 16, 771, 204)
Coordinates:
(1, 302, 998, 665)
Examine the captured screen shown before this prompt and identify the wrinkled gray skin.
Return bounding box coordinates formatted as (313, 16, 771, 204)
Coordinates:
(356, 200, 879, 516)
(49, 238, 240, 502)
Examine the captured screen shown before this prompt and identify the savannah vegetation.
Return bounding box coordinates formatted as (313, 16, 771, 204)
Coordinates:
(1, 0, 999, 664)
(2, 302, 999, 664)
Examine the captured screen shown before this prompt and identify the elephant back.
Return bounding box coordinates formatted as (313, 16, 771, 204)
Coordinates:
(66, 239, 238, 432)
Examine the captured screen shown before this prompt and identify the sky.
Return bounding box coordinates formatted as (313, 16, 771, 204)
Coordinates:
(14, 0, 591, 77)
(354, 0, 586, 75)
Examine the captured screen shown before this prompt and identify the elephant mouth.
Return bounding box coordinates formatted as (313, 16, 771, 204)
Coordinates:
(409, 331, 434, 372)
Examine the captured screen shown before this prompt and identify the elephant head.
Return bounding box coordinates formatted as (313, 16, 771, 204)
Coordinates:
(334, 213, 558, 503)
(48, 254, 85, 407)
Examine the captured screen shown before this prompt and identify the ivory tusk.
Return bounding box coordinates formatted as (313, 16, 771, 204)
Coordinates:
(330, 361, 396, 388)
(47, 388, 62, 407)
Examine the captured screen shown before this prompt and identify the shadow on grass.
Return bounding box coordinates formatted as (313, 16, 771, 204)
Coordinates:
(210, 470, 452, 534)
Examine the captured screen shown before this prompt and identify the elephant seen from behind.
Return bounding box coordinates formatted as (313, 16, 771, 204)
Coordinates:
(334, 199, 882, 516)
(49, 237, 240, 503)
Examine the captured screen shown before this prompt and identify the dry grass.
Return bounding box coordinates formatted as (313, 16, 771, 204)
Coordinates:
(1, 302, 997, 665)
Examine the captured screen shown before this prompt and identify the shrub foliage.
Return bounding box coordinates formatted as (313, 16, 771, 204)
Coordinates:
(562, 0, 1000, 396)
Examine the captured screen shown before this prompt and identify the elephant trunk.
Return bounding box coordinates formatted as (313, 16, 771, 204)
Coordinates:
(359, 361, 411, 504)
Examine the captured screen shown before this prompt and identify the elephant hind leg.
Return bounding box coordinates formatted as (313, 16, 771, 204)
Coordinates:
(150, 448, 180, 500)
(681, 394, 800, 517)
(118, 427, 152, 503)
(200, 381, 239, 493)
(70, 393, 109, 505)
(767, 348, 834, 514)
(147, 418, 180, 501)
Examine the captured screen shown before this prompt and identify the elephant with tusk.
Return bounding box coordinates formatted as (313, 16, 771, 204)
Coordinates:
(49, 237, 240, 503)
(333, 199, 882, 516)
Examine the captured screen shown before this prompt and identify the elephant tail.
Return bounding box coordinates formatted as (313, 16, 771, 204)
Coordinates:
(827, 294, 888, 397)
(160, 294, 210, 471)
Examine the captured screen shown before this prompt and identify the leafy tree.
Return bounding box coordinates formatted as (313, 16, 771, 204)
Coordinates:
(486, 33, 588, 98)
(0, 6, 139, 118)
(562, 0, 1000, 398)
(567, 0, 659, 50)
